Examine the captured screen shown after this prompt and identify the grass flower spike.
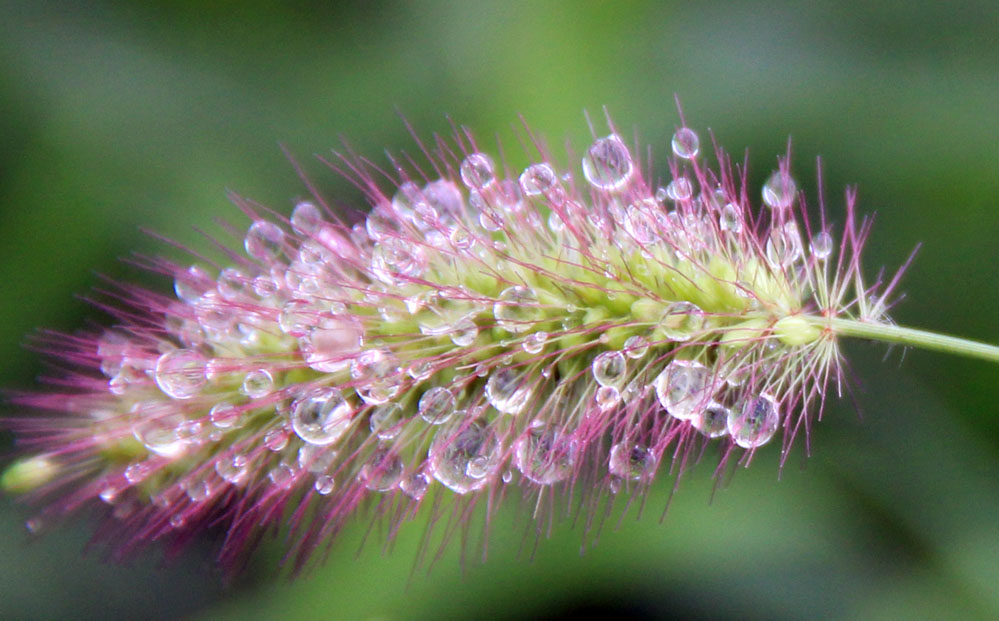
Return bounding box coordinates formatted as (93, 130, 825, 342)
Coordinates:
(4, 111, 998, 571)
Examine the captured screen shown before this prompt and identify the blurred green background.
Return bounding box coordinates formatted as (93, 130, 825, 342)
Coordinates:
(1, 1, 997, 619)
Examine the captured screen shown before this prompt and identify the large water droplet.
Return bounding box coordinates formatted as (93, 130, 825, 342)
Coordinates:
(623, 335, 649, 359)
(350, 349, 402, 405)
(811, 231, 833, 260)
(217, 267, 249, 301)
(460, 152, 497, 190)
(666, 177, 693, 201)
(485, 366, 533, 415)
(659, 301, 705, 342)
(174, 265, 214, 303)
(215, 454, 249, 485)
(154, 349, 207, 400)
(314, 475, 335, 495)
(418, 387, 456, 425)
(692, 402, 730, 438)
(291, 387, 353, 446)
(132, 407, 186, 458)
(671, 127, 700, 159)
(608, 442, 657, 481)
(514, 424, 576, 485)
(728, 394, 780, 448)
(290, 201, 323, 236)
(241, 369, 274, 399)
(370, 237, 427, 285)
(624, 201, 661, 244)
(582, 134, 634, 191)
(429, 421, 499, 493)
(361, 449, 404, 492)
(522, 331, 548, 354)
(493, 286, 542, 333)
(594, 385, 621, 411)
(370, 402, 404, 440)
(762, 171, 797, 209)
(519, 163, 558, 196)
(719, 203, 743, 233)
(592, 351, 627, 387)
(245, 221, 285, 263)
(654, 359, 714, 421)
(766, 222, 803, 267)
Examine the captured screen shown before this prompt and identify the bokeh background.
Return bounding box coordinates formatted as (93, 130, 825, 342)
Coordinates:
(2, 1, 998, 619)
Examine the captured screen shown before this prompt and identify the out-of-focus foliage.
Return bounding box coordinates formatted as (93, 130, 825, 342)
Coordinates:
(1, 1, 996, 619)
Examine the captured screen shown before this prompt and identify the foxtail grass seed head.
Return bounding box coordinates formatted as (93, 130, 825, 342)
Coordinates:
(4, 111, 999, 572)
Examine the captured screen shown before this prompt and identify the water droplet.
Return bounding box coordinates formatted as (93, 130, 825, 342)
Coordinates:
(429, 420, 499, 493)
(582, 134, 634, 191)
(291, 387, 353, 446)
(264, 427, 291, 452)
(241, 369, 274, 399)
(370, 237, 427, 285)
(623, 335, 649, 359)
(314, 474, 335, 495)
(654, 359, 714, 421)
(485, 366, 533, 415)
(215, 454, 249, 485)
(245, 220, 285, 263)
(594, 385, 621, 411)
(659, 301, 705, 341)
(278, 299, 316, 337)
(766, 222, 804, 267)
(368, 403, 403, 440)
(391, 181, 421, 221)
(811, 231, 833, 260)
(209, 402, 241, 429)
(124, 462, 151, 484)
(132, 408, 186, 458)
(217, 267, 249, 301)
(291, 201, 323, 236)
(449, 318, 478, 347)
(154, 349, 207, 399)
(728, 394, 780, 448)
(268, 462, 296, 488)
(608, 442, 657, 481)
(592, 351, 627, 387)
(671, 127, 700, 159)
(493, 286, 542, 333)
(624, 202, 661, 244)
(720, 203, 743, 233)
(184, 477, 211, 502)
(519, 163, 558, 196)
(174, 265, 214, 303)
(460, 153, 497, 190)
(252, 274, 280, 298)
(350, 349, 402, 405)
(514, 424, 576, 485)
(361, 449, 404, 492)
(400, 472, 430, 500)
(365, 205, 400, 241)
(692, 402, 730, 438)
(418, 387, 456, 425)
(666, 177, 693, 201)
(762, 171, 797, 209)
(407, 360, 434, 381)
(522, 331, 548, 354)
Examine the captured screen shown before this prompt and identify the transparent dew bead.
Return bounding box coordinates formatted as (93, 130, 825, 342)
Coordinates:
(174, 265, 214, 303)
(268, 462, 296, 488)
(241, 369, 274, 399)
(215, 454, 249, 485)
(519, 163, 558, 196)
(361, 449, 404, 492)
(264, 427, 290, 452)
(654, 359, 714, 421)
(400, 471, 430, 500)
(485, 366, 533, 415)
(291, 387, 353, 446)
(154, 349, 207, 400)
(522, 331, 548, 354)
(659, 301, 705, 342)
(594, 385, 621, 411)
(671, 127, 700, 159)
(418, 387, 456, 425)
(450, 318, 478, 347)
(493, 285, 542, 333)
(666, 177, 693, 201)
(279, 299, 317, 337)
(581, 134, 634, 191)
(720, 203, 743, 233)
(766, 222, 804, 267)
(623, 335, 649, 359)
(290, 200, 323, 236)
(692, 402, 730, 438)
(762, 171, 797, 209)
(514, 424, 577, 485)
(811, 231, 834, 260)
(369, 402, 404, 440)
(370, 237, 427, 285)
(592, 351, 627, 387)
(391, 181, 421, 221)
(624, 202, 661, 244)
(244, 220, 285, 263)
(217, 267, 249, 301)
(608, 442, 657, 481)
(297, 444, 337, 474)
(460, 152, 497, 190)
(728, 394, 780, 449)
(407, 360, 434, 381)
(314, 475, 335, 495)
(132, 409, 186, 458)
(429, 421, 499, 494)
(350, 349, 402, 405)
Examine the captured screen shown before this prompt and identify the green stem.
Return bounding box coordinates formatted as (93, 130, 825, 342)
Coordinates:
(807, 316, 999, 364)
